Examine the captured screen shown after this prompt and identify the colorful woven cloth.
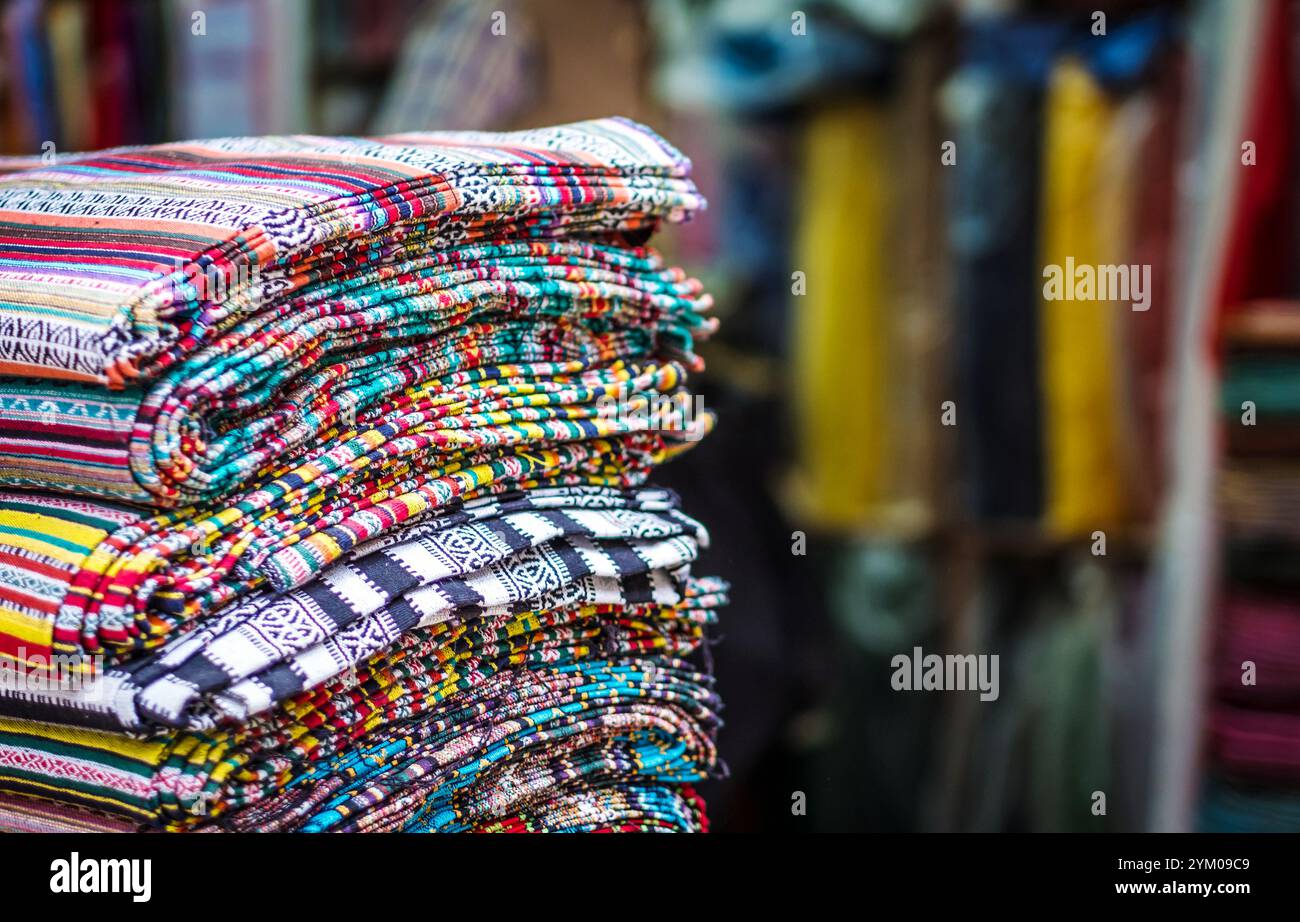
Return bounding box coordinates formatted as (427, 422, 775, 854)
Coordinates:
(0, 577, 726, 831)
(0, 119, 724, 833)
(0, 244, 714, 505)
(0, 119, 702, 385)
(0, 361, 708, 671)
(0, 486, 707, 730)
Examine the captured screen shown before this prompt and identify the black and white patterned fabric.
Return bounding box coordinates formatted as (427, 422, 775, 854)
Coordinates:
(0, 487, 705, 732)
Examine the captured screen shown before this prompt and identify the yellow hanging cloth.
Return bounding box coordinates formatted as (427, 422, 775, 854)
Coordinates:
(1039, 60, 1135, 535)
(788, 101, 918, 533)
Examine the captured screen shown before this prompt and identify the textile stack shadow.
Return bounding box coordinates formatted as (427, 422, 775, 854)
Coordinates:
(0, 119, 727, 833)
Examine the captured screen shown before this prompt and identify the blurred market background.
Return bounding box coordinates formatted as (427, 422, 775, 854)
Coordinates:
(2, 0, 1298, 832)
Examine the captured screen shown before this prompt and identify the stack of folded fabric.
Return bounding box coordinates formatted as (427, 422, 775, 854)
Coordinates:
(0, 118, 726, 832)
(1202, 303, 1300, 830)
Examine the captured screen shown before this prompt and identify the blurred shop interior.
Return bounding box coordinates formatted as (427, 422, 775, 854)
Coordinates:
(2, 0, 1300, 831)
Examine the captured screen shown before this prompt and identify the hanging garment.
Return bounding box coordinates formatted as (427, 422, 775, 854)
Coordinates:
(945, 57, 1046, 522)
(1038, 59, 1133, 536)
(788, 101, 895, 530)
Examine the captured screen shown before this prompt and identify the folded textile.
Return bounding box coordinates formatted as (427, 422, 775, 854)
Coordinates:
(1199, 776, 1300, 832)
(0, 118, 717, 509)
(0, 241, 714, 505)
(1221, 303, 1300, 349)
(0, 359, 712, 670)
(1225, 421, 1300, 457)
(0, 117, 726, 834)
(1219, 462, 1300, 540)
(1224, 538, 1300, 590)
(474, 782, 710, 834)
(0, 118, 702, 385)
(0, 791, 140, 833)
(1214, 593, 1300, 706)
(0, 782, 713, 834)
(0, 577, 726, 831)
(0, 485, 707, 730)
(1209, 705, 1300, 783)
(1221, 353, 1300, 416)
(0, 119, 720, 677)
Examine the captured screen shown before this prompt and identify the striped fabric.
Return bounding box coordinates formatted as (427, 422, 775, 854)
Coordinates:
(0, 491, 141, 669)
(0, 118, 725, 833)
(0, 578, 724, 831)
(0, 244, 715, 505)
(0, 362, 706, 672)
(0, 486, 706, 731)
(0, 791, 140, 833)
(0, 118, 701, 384)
